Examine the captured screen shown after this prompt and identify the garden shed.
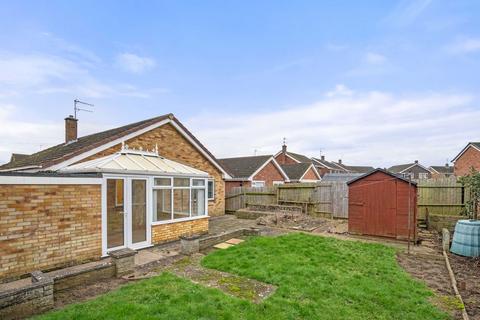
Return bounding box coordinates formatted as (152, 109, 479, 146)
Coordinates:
(347, 169, 417, 240)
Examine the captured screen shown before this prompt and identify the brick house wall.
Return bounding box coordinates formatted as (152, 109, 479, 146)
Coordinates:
(302, 167, 319, 181)
(224, 181, 250, 194)
(252, 161, 285, 185)
(152, 218, 208, 244)
(454, 146, 480, 176)
(0, 184, 101, 281)
(274, 153, 297, 165)
(80, 123, 225, 216)
(314, 166, 330, 177)
(400, 165, 431, 180)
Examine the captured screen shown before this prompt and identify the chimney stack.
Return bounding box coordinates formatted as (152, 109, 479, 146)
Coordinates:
(65, 115, 78, 144)
(414, 160, 418, 164)
(321, 155, 325, 161)
(445, 163, 449, 167)
(282, 143, 287, 154)
(338, 159, 342, 164)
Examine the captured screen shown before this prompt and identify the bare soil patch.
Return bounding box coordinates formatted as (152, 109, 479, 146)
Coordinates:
(448, 254, 480, 319)
(397, 252, 463, 320)
(255, 212, 335, 232)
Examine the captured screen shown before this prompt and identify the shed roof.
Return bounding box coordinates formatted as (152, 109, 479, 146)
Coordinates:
(60, 148, 208, 177)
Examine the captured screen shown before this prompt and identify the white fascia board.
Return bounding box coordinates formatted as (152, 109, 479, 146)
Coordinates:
(399, 163, 431, 173)
(429, 167, 439, 174)
(0, 176, 102, 185)
(311, 158, 330, 169)
(299, 164, 321, 181)
(0, 165, 42, 172)
(248, 157, 290, 182)
(452, 143, 480, 162)
(273, 151, 301, 164)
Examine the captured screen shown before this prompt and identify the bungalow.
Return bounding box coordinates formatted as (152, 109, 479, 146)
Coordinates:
(0, 113, 230, 280)
(280, 163, 321, 183)
(218, 155, 289, 193)
(429, 164, 454, 178)
(388, 160, 431, 180)
(452, 142, 480, 176)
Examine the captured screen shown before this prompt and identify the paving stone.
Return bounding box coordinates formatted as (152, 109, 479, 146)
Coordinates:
(226, 238, 244, 245)
(213, 243, 234, 249)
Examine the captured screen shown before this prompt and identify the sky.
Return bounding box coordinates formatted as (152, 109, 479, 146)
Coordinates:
(0, 0, 479, 167)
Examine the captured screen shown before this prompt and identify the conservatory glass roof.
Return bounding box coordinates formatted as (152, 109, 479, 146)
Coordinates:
(60, 145, 208, 177)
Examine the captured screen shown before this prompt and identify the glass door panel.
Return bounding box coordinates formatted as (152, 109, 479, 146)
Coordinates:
(131, 179, 147, 244)
(107, 179, 125, 249)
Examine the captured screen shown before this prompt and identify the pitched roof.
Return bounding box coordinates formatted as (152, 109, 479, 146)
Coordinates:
(429, 165, 454, 174)
(311, 157, 336, 169)
(388, 162, 430, 173)
(280, 163, 315, 180)
(285, 152, 312, 163)
(347, 168, 418, 186)
(218, 155, 273, 179)
(452, 142, 480, 162)
(0, 114, 229, 178)
(344, 165, 375, 173)
(9, 153, 30, 163)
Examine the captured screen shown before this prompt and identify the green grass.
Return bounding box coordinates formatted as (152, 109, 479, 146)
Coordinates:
(37, 233, 449, 320)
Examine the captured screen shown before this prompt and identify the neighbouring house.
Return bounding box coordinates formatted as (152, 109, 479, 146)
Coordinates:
(348, 169, 417, 240)
(429, 164, 454, 178)
(388, 160, 431, 180)
(274, 143, 373, 177)
(280, 163, 321, 183)
(218, 155, 289, 193)
(0, 113, 230, 281)
(452, 142, 480, 176)
(8, 153, 30, 163)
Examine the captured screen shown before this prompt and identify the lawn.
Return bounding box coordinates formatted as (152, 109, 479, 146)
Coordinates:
(37, 233, 448, 320)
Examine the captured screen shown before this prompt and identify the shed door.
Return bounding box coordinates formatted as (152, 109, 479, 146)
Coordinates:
(363, 180, 396, 237)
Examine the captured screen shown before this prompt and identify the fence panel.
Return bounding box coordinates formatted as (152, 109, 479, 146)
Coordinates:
(416, 177, 465, 219)
(225, 187, 276, 212)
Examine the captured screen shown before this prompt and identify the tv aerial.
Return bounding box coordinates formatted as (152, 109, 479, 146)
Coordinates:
(73, 99, 94, 119)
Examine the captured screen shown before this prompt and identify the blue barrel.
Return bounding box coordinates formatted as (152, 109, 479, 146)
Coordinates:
(450, 220, 480, 257)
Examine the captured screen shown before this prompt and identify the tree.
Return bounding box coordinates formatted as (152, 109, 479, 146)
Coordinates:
(459, 168, 480, 220)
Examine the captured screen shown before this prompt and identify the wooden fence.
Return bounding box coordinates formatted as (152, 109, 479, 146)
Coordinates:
(416, 177, 466, 219)
(225, 177, 467, 220)
(225, 182, 349, 218)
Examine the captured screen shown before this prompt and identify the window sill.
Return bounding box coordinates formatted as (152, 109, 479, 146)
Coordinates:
(151, 215, 209, 226)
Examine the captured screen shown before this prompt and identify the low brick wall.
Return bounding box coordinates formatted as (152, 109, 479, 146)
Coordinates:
(0, 277, 53, 320)
(151, 217, 209, 244)
(428, 214, 462, 233)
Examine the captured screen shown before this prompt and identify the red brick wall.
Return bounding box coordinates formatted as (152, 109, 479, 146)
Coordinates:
(454, 146, 480, 176)
(274, 153, 297, 165)
(0, 184, 101, 281)
(302, 167, 319, 181)
(253, 161, 285, 186)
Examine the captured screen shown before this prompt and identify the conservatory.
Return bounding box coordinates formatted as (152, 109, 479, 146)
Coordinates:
(61, 144, 210, 255)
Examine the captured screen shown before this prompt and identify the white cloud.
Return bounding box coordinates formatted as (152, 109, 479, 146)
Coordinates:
(0, 53, 162, 99)
(364, 52, 387, 65)
(0, 104, 110, 164)
(325, 84, 354, 97)
(386, 0, 433, 26)
(447, 37, 480, 54)
(115, 53, 156, 74)
(186, 87, 477, 167)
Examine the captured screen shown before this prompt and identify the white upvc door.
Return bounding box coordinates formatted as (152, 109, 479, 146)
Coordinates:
(103, 176, 151, 255)
(126, 177, 151, 250)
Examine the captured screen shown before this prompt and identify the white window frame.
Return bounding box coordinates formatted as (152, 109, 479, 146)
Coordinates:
(272, 181, 284, 185)
(207, 178, 215, 201)
(151, 176, 209, 226)
(251, 180, 266, 188)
